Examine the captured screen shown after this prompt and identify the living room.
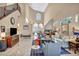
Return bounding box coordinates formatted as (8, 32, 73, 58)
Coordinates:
(0, 3, 79, 56)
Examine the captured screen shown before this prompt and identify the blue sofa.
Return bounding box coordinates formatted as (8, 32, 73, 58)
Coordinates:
(52, 37, 69, 48)
(43, 41, 61, 56)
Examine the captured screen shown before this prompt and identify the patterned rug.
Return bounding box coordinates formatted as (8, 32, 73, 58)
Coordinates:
(30, 48, 44, 56)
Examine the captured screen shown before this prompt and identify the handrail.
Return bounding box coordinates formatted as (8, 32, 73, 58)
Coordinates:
(0, 3, 21, 20)
(17, 4, 21, 14)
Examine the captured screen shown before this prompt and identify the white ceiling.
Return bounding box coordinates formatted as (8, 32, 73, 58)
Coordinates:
(29, 3, 48, 12)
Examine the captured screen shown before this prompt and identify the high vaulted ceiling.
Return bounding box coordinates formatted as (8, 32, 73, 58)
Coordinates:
(29, 3, 48, 12)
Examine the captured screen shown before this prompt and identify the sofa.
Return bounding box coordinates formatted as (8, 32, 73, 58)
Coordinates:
(52, 35, 69, 48)
(42, 35, 69, 56)
(43, 41, 61, 56)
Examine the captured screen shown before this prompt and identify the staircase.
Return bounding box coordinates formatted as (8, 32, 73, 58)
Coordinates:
(44, 19, 53, 30)
(0, 3, 21, 20)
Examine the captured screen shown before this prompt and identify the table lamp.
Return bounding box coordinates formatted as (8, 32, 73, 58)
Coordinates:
(1, 32, 5, 40)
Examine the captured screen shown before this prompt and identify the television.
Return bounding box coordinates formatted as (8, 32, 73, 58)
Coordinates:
(10, 28, 17, 36)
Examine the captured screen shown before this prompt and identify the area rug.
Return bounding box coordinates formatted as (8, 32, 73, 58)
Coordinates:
(30, 48, 44, 56)
(61, 48, 71, 54)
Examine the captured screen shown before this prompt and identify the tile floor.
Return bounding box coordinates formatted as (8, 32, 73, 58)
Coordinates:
(0, 37, 32, 56)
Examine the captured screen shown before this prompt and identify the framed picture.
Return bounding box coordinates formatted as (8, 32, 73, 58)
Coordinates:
(1, 26, 5, 32)
(23, 25, 29, 30)
(10, 17, 15, 25)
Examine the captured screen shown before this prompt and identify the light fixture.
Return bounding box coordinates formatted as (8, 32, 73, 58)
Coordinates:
(39, 23, 43, 29)
(25, 17, 29, 24)
(36, 12, 41, 24)
(1, 32, 5, 37)
(17, 23, 20, 27)
(1, 32, 5, 40)
(33, 23, 39, 28)
(75, 15, 78, 23)
(56, 28, 59, 31)
(33, 23, 39, 33)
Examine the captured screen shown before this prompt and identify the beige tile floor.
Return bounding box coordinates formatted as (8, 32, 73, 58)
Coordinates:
(0, 37, 32, 56)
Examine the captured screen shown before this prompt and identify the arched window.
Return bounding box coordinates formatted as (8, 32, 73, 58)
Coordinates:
(33, 23, 43, 33)
(36, 12, 41, 23)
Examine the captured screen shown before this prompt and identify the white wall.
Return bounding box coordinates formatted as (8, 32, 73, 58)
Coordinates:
(44, 19, 53, 30)
(0, 10, 20, 35)
(25, 4, 44, 36)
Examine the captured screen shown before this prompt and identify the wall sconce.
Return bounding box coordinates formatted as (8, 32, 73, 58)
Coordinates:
(75, 15, 78, 23)
(56, 28, 59, 31)
(25, 18, 29, 24)
(17, 23, 20, 27)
